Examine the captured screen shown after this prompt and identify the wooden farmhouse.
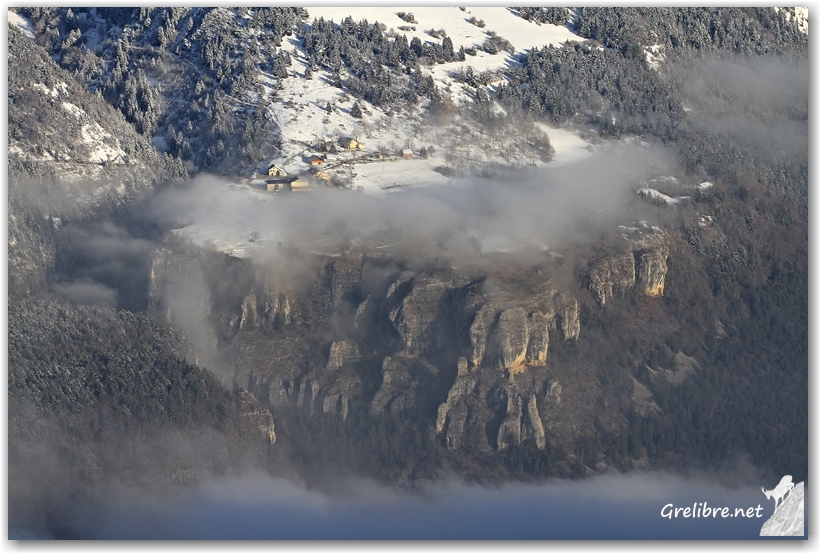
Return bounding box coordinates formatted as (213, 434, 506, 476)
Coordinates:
(267, 164, 287, 177)
(307, 155, 325, 166)
(266, 175, 310, 192)
(343, 137, 365, 151)
(402, 148, 413, 158)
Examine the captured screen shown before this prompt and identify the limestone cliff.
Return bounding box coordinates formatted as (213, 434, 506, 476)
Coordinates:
(387, 277, 452, 356)
(495, 308, 530, 373)
(145, 245, 646, 471)
(327, 340, 361, 371)
(371, 356, 439, 418)
(233, 389, 276, 445)
(526, 312, 550, 365)
(637, 251, 668, 296)
(554, 293, 580, 340)
(589, 253, 636, 306)
(239, 294, 259, 329)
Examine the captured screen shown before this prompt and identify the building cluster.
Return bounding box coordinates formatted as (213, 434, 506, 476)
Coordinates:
(258, 136, 416, 192)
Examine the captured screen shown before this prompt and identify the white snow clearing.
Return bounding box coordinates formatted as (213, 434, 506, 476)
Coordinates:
(81, 123, 127, 164)
(638, 188, 690, 206)
(8, 9, 36, 42)
(308, 6, 577, 53)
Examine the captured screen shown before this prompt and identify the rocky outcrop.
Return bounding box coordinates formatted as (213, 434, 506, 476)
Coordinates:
(239, 294, 258, 329)
(554, 293, 580, 340)
(589, 254, 636, 306)
(435, 371, 478, 450)
(457, 356, 469, 376)
(526, 312, 549, 365)
(497, 389, 523, 450)
(497, 388, 546, 451)
(495, 308, 529, 373)
(524, 393, 547, 450)
(319, 378, 359, 421)
(261, 275, 292, 327)
(546, 380, 562, 405)
(637, 251, 668, 296)
(760, 482, 804, 536)
(326, 340, 361, 371)
(371, 356, 439, 418)
(267, 376, 291, 409)
(387, 277, 451, 356)
(455, 279, 580, 371)
(233, 389, 276, 445)
(631, 377, 661, 416)
(648, 352, 700, 386)
(468, 304, 497, 368)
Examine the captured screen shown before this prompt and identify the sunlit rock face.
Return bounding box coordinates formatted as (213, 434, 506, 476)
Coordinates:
(589, 253, 636, 306)
(555, 293, 580, 341)
(637, 251, 668, 296)
(495, 308, 529, 373)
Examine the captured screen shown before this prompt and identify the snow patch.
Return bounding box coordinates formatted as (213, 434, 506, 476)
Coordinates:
(31, 81, 68, 99)
(775, 7, 809, 34)
(638, 188, 689, 206)
(8, 9, 36, 42)
(81, 123, 127, 164)
(61, 102, 86, 119)
(697, 181, 713, 191)
(644, 44, 665, 70)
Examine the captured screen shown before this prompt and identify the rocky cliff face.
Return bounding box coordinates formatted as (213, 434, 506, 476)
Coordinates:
(143, 238, 674, 476)
(590, 254, 636, 306)
(637, 251, 668, 296)
(589, 224, 671, 305)
(589, 248, 669, 305)
(387, 276, 453, 356)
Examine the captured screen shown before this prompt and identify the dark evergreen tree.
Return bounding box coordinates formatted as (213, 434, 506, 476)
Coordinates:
(350, 101, 363, 118)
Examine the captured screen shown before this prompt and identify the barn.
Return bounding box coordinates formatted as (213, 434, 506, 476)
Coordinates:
(266, 175, 310, 192)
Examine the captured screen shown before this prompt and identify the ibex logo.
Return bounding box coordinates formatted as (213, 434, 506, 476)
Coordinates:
(761, 475, 794, 510)
(759, 475, 804, 537)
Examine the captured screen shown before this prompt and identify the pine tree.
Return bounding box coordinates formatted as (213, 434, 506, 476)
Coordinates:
(350, 102, 363, 119)
(304, 66, 312, 79)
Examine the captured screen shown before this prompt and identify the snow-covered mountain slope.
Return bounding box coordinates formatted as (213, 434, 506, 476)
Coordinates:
(257, 6, 592, 193)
